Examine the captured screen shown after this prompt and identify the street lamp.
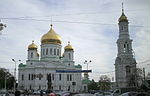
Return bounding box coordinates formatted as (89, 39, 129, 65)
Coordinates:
(84, 60, 91, 71)
(0, 20, 7, 34)
(12, 59, 21, 92)
(84, 60, 91, 92)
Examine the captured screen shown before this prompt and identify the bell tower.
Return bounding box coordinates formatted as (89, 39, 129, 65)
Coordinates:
(115, 3, 137, 88)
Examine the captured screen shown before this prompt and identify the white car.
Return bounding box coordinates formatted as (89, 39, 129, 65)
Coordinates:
(93, 92, 112, 96)
(55, 91, 71, 96)
(73, 93, 93, 96)
(33, 91, 40, 95)
(93, 92, 103, 96)
(119, 92, 138, 96)
(103, 92, 112, 96)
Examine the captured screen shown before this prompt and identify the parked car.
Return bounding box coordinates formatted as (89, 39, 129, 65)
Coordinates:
(134, 92, 150, 96)
(93, 92, 103, 96)
(73, 93, 93, 96)
(54, 91, 71, 96)
(103, 92, 112, 96)
(33, 90, 46, 95)
(33, 91, 41, 95)
(119, 92, 138, 96)
(112, 88, 137, 96)
(0, 91, 9, 96)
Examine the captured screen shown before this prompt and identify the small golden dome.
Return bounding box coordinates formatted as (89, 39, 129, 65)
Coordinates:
(64, 41, 74, 51)
(118, 4, 128, 22)
(41, 24, 62, 44)
(118, 13, 128, 22)
(119, 3, 128, 22)
(28, 40, 38, 49)
(84, 72, 88, 75)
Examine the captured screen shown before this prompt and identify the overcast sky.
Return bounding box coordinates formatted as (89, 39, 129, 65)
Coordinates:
(0, 0, 150, 81)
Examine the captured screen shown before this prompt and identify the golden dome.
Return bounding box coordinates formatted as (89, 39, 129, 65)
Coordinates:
(84, 72, 88, 75)
(119, 3, 128, 22)
(64, 41, 74, 51)
(28, 40, 38, 49)
(41, 24, 61, 44)
(118, 12, 128, 22)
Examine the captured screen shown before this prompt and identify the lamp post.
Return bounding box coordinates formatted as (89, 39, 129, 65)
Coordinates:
(84, 60, 91, 92)
(4, 69, 8, 91)
(0, 20, 7, 35)
(84, 60, 91, 71)
(12, 59, 21, 92)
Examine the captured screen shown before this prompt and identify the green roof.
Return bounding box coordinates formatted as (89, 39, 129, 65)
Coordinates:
(82, 79, 91, 84)
(18, 63, 27, 67)
(75, 64, 82, 68)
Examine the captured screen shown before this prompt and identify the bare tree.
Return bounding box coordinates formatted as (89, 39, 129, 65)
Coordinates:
(98, 75, 111, 91)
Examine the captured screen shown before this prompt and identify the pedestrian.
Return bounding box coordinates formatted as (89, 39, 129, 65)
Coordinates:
(40, 90, 43, 96)
(48, 93, 56, 96)
(15, 90, 21, 96)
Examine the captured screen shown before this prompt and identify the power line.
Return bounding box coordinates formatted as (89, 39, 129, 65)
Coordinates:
(92, 70, 115, 74)
(1, 17, 150, 28)
(0, 8, 149, 18)
(138, 59, 150, 64)
(137, 59, 150, 66)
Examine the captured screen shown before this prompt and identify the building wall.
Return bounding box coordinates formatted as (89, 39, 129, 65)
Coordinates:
(18, 61, 82, 92)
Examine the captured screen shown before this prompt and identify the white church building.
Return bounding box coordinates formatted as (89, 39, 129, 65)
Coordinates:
(18, 24, 86, 93)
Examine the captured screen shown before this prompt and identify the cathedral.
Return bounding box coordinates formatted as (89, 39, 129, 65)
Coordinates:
(115, 7, 137, 88)
(18, 24, 86, 92)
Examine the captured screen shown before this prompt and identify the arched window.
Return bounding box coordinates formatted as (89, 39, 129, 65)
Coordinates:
(22, 74, 24, 80)
(59, 74, 61, 80)
(70, 74, 72, 81)
(57, 49, 59, 55)
(50, 48, 52, 55)
(54, 49, 56, 55)
(126, 66, 131, 73)
(67, 74, 69, 81)
(47, 73, 51, 82)
(43, 49, 45, 55)
(68, 86, 70, 91)
(124, 26, 127, 31)
(52, 74, 54, 80)
(121, 26, 123, 30)
(84, 86, 86, 91)
(59, 86, 61, 90)
(31, 74, 34, 80)
(39, 85, 41, 90)
(123, 44, 126, 52)
(31, 52, 33, 58)
(30, 85, 32, 90)
(46, 48, 48, 55)
(29, 74, 30, 80)
(127, 44, 129, 52)
(68, 53, 71, 59)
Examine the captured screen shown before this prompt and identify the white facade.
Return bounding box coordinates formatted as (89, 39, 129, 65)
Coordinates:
(18, 25, 83, 93)
(115, 9, 137, 88)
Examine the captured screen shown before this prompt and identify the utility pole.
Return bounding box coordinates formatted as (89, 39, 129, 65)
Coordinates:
(143, 68, 146, 83)
(12, 59, 21, 93)
(84, 60, 91, 92)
